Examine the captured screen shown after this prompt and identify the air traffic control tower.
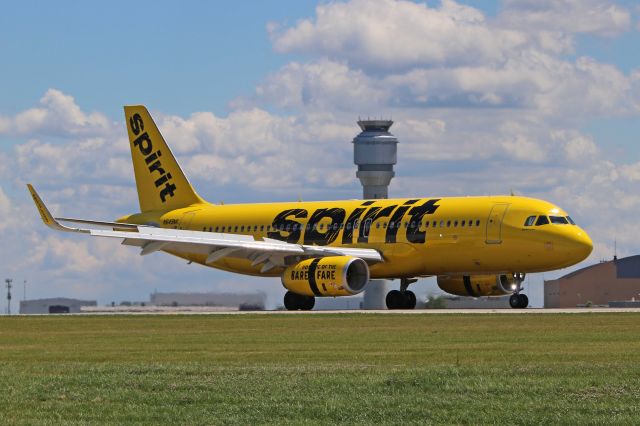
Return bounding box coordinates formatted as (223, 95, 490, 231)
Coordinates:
(353, 120, 397, 199)
(353, 119, 397, 309)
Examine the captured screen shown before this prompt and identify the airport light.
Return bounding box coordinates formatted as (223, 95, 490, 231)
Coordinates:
(5, 278, 12, 315)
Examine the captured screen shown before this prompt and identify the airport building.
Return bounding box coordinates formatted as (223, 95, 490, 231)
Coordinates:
(150, 292, 266, 310)
(20, 298, 97, 314)
(544, 255, 640, 308)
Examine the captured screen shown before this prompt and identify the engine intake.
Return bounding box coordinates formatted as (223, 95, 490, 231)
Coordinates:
(437, 274, 515, 297)
(282, 256, 369, 297)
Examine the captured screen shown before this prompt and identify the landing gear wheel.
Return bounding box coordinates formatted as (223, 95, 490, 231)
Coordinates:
(509, 293, 528, 309)
(284, 291, 299, 311)
(284, 291, 315, 311)
(509, 294, 521, 309)
(404, 291, 417, 309)
(386, 290, 403, 310)
(301, 296, 315, 311)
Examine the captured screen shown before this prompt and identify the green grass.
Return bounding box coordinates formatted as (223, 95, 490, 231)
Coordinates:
(1, 313, 640, 425)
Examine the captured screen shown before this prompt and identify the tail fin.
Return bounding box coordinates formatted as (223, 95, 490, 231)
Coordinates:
(124, 105, 205, 212)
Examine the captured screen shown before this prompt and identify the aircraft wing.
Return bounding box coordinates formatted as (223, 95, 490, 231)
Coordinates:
(28, 184, 383, 272)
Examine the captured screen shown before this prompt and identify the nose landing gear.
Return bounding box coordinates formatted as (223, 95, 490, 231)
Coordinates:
(386, 278, 418, 310)
(509, 273, 528, 309)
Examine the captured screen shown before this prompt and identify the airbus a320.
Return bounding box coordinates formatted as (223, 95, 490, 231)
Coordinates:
(28, 106, 593, 310)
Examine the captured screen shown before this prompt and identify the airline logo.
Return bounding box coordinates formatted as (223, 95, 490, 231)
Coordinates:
(128, 113, 177, 203)
(269, 199, 440, 245)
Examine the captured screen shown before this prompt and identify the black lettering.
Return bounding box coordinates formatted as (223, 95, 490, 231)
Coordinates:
(154, 173, 172, 188)
(159, 183, 177, 202)
(385, 200, 417, 243)
(304, 208, 346, 246)
(268, 209, 307, 243)
(358, 205, 396, 243)
(145, 150, 162, 165)
(129, 113, 144, 136)
(133, 132, 153, 156)
(405, 199, 440, 243)
(148, 160, 166, 176)
(342, 208, 365, 244)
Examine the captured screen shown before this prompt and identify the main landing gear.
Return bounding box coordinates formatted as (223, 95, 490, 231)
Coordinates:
(284, 291, 315, 311)
(509, 273, 529, 309)
(386, 278, 418, 310)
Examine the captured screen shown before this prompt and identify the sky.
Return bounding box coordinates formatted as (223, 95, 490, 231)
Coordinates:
(1, 0, 639, 310)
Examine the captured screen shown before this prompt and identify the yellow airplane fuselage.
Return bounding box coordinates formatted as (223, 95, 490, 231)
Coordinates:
(119, 195, 592, 279)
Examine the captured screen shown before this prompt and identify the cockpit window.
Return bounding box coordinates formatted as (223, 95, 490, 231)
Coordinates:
(535, 215, 549, 226)
(566, 216, 576, 225)
(524, 216, 536, 226)
(549, 216, 569, 225)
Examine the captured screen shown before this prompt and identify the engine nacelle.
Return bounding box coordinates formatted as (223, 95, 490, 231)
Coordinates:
(437, 274, 515, 297)
(282, 256, 369, 297)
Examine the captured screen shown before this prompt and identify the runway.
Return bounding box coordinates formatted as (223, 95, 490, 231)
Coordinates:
(76, 306, 640, 315)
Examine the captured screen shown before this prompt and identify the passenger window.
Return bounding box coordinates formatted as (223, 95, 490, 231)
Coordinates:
(440, 220, 444, 227)
(454, 220, 458, 227)
(447, 220, 451, 227)
(461, 220, 465, 227)
(376, 222, 380, 229)
(241, 226, 245, 232)
(549, 216, 569, 225)
(524, 216, 536, 227)
(319, 224, 324, 230)
(215, 226, 219, 232)
(425, 221, 429, 228)
(535, 216, 549, 226)
(476, 220, 480, 226)
(234, 226, 238, 232)
(346, 223, 352, 230)
(267, 225, 271, 231)
(260, 225, 264, 231)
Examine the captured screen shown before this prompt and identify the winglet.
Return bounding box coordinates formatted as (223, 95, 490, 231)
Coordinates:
(27, 184, 86, 233)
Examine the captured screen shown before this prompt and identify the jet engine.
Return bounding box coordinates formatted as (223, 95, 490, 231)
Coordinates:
(437, 274, 515, 297)
(282, 256, 369, 297)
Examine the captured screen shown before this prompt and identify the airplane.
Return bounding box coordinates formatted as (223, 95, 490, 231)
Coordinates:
(28, 105, 593, 310)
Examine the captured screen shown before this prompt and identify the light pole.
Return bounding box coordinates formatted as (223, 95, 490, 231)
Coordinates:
(5, 278, 12, 315)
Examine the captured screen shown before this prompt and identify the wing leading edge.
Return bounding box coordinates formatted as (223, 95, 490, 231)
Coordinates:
(27, 185, 383, 272)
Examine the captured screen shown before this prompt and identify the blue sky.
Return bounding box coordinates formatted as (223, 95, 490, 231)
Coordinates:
(1, 0, 639, 309)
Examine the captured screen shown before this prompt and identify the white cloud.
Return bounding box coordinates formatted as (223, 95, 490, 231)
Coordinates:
(270, 0, 528, 71)
(500, 0, 631, 37)
(254, 60, 385, 111)
(263, 0, 639, 120)
(0, 89, 114, 137)
(619, 162, 640, 181)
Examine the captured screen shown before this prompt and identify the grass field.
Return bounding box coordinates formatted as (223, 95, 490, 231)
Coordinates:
(1, 313, 640, 425)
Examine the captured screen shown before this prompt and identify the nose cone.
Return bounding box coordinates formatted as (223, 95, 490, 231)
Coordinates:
(569, 228, 593, 262)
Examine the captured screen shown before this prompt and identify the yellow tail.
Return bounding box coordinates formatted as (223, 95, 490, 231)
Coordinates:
(124, 105, 205, 212)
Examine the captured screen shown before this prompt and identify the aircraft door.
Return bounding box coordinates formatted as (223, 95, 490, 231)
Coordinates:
(485, 203, 510, 244)
(179, 211, 197, 230)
